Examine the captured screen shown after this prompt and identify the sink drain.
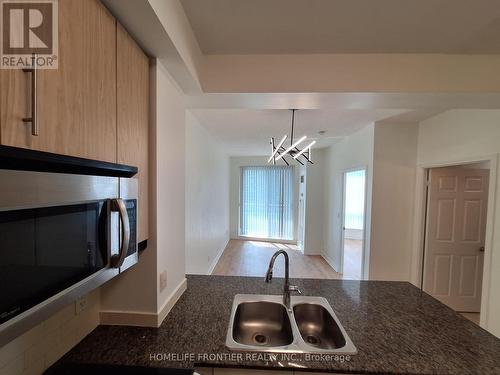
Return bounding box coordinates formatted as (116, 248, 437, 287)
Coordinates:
(305, 334, 321, 346)
(252, 333, 268, 345)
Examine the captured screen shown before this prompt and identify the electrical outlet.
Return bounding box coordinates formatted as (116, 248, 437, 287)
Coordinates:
(75, 295, 88, 315)
(159, 270, 167, 292)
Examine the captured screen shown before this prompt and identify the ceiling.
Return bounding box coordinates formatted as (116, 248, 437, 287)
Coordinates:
(181, 0, 500, 54)
(191, 108, 408, 156)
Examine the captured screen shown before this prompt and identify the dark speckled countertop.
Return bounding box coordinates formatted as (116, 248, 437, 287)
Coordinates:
(50, 275, 500, 374)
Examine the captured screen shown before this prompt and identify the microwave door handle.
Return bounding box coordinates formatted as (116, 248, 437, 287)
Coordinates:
(110, 199, 130, 268)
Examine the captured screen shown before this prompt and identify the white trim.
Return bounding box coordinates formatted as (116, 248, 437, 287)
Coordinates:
(99, 278, 188, 328)
(157, 277, 187, 326)
(339, 171, 347, 274)
(208, 238, 230, 275)
(481, 156, 497, 329)
(100, 310, 158, 327)
(321, 253, 340, 273)
(410, 167, 428, 287)
(411, 153, 498, 331)
(232, 235, 297, 245)
(416, 155, 498, 169)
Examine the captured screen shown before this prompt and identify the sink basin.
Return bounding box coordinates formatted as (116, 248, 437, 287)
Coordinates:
(293, 303, 346, 350)
(232, 301, 293, 347)
(226, 294, 357, 354)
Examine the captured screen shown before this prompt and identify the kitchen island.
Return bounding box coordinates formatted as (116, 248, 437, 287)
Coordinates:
(48, 275, 500, 374)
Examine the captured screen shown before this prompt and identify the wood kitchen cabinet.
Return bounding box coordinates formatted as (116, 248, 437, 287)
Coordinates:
(0, 0, 117, 163)
(116, 23, 150, 242)
(0, 0, 149, 242)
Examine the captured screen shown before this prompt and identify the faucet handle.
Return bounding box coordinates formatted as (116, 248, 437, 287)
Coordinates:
(288, 285, 302, 295)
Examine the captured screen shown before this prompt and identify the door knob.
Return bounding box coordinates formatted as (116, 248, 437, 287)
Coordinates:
(479, 246, 485, 252)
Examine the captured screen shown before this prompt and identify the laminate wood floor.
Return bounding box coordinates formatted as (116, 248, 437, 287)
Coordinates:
(343, 239, 363, 279)
(212, 240, 342, 279)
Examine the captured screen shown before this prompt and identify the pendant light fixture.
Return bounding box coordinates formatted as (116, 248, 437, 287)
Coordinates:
(268, 109, 316, 166)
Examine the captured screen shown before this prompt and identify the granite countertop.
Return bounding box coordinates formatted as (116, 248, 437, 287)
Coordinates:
(50, 275, 500, 374)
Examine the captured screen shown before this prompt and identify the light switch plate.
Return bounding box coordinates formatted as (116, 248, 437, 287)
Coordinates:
(75, 295, 88, 315)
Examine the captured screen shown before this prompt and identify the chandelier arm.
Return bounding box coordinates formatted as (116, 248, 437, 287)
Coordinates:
(268, 135, 287, 163)
(294, 140, 316, 160)
(269, 109, 315, 167)
(276, 135, 306, 161)
(271, 138, 276, 165)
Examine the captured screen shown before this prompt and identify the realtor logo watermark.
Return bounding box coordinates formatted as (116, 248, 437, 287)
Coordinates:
(149, 352, 352, 364)
(0, 0, 58, 69)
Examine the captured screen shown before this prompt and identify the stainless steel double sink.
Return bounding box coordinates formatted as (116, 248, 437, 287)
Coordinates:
(226, 294, 357, 354)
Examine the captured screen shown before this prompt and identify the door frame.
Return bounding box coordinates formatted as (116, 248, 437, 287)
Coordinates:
(340, 166, 368, 279)
(411, 154, 498, 329)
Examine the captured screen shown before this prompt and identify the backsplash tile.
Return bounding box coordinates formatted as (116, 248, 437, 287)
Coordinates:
(0, 289, 100, 375)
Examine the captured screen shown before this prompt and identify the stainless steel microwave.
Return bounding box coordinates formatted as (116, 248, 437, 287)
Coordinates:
(0, 169, 138, 346)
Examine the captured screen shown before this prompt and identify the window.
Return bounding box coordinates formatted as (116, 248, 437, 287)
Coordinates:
(239, 166, 294, 240)
(344, 169, 365, 231)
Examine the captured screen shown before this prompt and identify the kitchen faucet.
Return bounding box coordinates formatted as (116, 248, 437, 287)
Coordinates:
(265, 250, 302, 310)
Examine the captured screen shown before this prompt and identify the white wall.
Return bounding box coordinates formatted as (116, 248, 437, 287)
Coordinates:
(101, 60, 187, 325)
(154, 61, 187, 314)
(370, 122, 419, 281)
(185, 112, 230, 274)
(229, 157, 300, 241)
(203, 54, 500, 93)
(147, 0, 204, 92)
(322, 124, 374, 276)
(303, 148, 326, 255)
(415, 110, 500, 337)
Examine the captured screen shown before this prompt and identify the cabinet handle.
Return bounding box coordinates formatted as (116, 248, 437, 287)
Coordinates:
(22, 54, 38, 136)
(110, 199, 130, 268)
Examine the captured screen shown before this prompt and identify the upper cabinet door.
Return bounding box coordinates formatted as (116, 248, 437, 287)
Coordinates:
(0, 0, 117, 163)
(116, 23, 149, 242)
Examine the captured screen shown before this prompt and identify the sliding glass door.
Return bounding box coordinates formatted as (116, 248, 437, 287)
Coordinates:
(239, 166, 294, 240)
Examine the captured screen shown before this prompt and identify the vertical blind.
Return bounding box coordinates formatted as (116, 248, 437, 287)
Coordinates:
(240, 166, 294, 240)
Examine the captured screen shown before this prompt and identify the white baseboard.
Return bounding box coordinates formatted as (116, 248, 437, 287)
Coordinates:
(99, 278, 187, 328)
(231, 236, 297, 245)
(100, 310, 158, 327)
(157, 277, 187, 326)
(303, 248, 322, 256)
(321, 252, 340, 273)
(207, 238, 229, 275)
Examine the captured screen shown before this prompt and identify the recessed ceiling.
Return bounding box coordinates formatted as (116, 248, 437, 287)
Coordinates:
(181, 0, 500, 54)
(190, 109, 408, 156)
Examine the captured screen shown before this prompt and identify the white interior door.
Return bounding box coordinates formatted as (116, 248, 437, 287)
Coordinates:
(423, 167, 489, 312)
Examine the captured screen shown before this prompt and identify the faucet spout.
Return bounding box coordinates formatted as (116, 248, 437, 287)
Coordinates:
(265, 250, 289, 283)
(264, 250, 301, 310)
